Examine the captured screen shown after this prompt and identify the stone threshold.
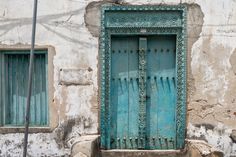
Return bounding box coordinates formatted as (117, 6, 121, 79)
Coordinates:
(101, 149, 186, 157)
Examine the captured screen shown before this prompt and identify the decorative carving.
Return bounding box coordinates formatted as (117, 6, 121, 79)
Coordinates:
(105, 11, 182, 28)
(138, 42, 147, 149)
(100, 5, 187, 149)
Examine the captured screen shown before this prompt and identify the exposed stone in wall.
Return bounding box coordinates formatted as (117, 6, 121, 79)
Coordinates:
(230, 48, 236, 75)
(188, 123, 236, 156)
(230, 130, 236, 143)
(85, 1, 110, 37)
(190, 39, 236, 126)
(54, 116, 97, 147)
(101, 140, 224, 157)
(71, 135, 100, 157)
(59, 68, 93, 86)
(186, 140, 224, 157)
(0, 133, 70, 156)
(185, 3, 204, 105)
(188, 0, 236, 134)
(85, 0, 133, 37)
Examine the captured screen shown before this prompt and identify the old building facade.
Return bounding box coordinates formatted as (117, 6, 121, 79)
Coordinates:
(0, 0, 236, 157)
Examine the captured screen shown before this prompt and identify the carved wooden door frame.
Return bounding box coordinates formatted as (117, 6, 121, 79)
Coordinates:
(99, 5, 187, 149)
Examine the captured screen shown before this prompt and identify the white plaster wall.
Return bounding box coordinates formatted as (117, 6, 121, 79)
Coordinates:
(0, 0, 99, 156)
(0, 0, 236, 156)
(0, 133, 69, 156)
(187, 0, 236, 156)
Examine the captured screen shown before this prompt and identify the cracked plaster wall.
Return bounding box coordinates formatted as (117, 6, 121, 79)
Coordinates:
(0, 0, 236, 156)
(0, 0, 99, 156)
(186, 0, 236, 156)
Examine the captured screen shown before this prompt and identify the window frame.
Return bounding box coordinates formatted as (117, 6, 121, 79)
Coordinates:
(0, 45, 57, 133)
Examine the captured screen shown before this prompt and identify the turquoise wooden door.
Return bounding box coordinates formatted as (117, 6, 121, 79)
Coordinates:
(110, 35, 176, 149)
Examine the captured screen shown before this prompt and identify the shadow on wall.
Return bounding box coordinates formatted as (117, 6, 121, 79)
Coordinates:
(0, 8, 93, 47)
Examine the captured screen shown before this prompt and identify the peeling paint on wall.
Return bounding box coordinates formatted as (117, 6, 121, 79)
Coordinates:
(0, 133, 70, 156)
(0, 0, 236, 156)
(188, 123, 236, 156)
(230, 48, 236, 75)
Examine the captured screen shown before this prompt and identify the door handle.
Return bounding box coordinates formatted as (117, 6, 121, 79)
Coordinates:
(146, 95, 150, 99)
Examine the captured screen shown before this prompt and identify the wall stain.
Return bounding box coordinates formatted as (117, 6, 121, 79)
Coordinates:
(230, 48, 236, 75)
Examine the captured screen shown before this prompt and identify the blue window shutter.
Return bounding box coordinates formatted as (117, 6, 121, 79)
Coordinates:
(3, 50, 48, 126)
(0, 53, 3, 125)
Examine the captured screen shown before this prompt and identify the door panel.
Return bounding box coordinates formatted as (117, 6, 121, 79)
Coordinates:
(110, 35, 176, 149)
(146, 36, 176, 149)
(128, 38, 139, 149)
(110, 36, 139, 149)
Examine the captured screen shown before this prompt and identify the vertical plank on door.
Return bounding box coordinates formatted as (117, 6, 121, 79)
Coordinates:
(127, 37, 139, 149)
(35, 55, 41, 124)
(4, 55, 9, 125)
(156, 36, 176, 149)
(0, 53, 2, 125)
(146, 36, 177, 149)
(23, 54, 28, 125)
(22, 55, 27, 124)
(44, 54, 49, 125)
(11, 55, 16, 125)
(17, 55, 24, 125)
(146, 36, 159, 149)
(111, 36, 129, 149)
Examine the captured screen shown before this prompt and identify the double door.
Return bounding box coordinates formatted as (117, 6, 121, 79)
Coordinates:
(110, 35, 176, 149)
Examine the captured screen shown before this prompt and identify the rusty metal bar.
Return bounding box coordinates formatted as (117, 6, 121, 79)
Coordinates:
(23, 0, 38, 156)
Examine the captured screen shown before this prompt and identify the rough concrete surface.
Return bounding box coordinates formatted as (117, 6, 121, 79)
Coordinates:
(188, 124, 236, 156)
(0, 0, 236, 156)
(101, 140, 223, 157)
(230, 130, 236, 143)
(59, 68, 93, 86)
(71, 135, 100, 157)
(230, 49, 236, 75)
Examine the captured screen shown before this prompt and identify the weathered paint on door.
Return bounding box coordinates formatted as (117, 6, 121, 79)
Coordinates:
(146, 36, 176, 149)
(110, 35, 176, 149)
(110, 36, 139, 149)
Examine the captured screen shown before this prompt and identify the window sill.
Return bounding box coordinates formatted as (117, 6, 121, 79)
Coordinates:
(0, 126, 53, 134)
